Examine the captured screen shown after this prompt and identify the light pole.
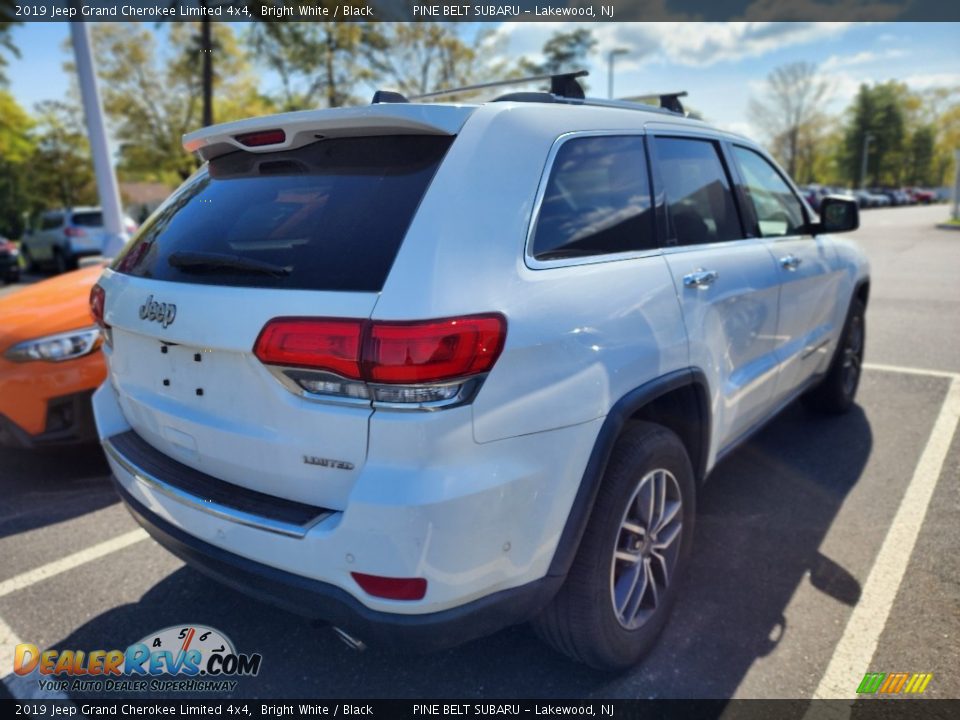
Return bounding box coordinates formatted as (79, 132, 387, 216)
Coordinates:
(859, 132, 874, 190)
(607, 48, 629, 99)
(70, 21, 128, 259)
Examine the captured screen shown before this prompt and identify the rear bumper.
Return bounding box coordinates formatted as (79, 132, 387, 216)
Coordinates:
(114, 478, 561, 651)
(93, 381, 601, 648)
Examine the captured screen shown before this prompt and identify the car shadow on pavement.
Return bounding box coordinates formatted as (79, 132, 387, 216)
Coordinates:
(0, 444, 115, 539)
(29, 401, 872, 699)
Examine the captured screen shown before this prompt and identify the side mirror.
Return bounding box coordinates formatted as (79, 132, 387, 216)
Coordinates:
(816, 196, 859, 234)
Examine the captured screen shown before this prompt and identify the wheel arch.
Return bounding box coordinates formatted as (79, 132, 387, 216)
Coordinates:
(546, 368, 710, 578)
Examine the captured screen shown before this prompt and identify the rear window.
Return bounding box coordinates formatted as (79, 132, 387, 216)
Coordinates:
(112, 135, 453, 292)
(72, 212, 103, 227)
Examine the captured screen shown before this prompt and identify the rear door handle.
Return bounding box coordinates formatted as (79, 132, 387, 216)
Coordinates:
(683, 269, 719, 289)
(780, 254, 802, 271)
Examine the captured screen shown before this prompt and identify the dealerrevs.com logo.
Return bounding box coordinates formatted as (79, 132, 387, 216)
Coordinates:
(13, 625, 262, 693)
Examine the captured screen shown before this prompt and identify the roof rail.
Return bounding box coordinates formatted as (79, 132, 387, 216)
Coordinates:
(398, 70, 588, 102)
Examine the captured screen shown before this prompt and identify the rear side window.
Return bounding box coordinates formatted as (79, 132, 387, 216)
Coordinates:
(655, 137, 742, 245)
(72, 212, 103, 227)
(112, 135, 453, 292)
(731, 146, 806, 237)
(531, 135, 655, 262)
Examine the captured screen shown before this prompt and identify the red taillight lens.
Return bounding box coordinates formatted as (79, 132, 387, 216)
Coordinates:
(65, 227, 86, 238)
(254, 315, 506, 386)
(365, 315, 506, 384)
(235, 129, 286, 147)
(89, 285, 106, 328)
(351, 572, 427, 601)
(253, 318, 364, 378)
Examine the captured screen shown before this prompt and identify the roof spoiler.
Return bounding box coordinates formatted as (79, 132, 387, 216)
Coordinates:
(182, 105, 473, 161)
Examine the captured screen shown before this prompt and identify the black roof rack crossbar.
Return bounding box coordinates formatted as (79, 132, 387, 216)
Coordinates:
(371, 90, 410, 104)
(619, 91, 688, 115)
(407, 70, 588, 101)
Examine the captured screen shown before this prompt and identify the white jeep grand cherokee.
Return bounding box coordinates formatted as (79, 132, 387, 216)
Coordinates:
(91, 77, 869, 670)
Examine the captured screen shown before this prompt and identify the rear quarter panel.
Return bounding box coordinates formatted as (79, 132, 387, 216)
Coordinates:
(374, 103, 689, 443)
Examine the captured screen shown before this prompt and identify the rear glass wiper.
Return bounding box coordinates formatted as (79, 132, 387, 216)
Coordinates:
(168, 251, 292, 277)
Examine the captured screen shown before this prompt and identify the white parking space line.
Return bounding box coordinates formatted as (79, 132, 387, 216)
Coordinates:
(0, 614, 73, 700)
(864, 362, 960, 380)
(0, 528, 147, 599)
(812, 375, 960, 699)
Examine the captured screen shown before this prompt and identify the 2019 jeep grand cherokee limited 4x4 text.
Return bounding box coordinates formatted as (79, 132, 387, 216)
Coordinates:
(91, 86, 868, 670)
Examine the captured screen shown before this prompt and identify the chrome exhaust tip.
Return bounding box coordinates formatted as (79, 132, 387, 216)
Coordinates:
(332, 626, 367, 652)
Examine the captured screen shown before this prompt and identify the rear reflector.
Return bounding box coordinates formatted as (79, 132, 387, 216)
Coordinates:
(254, 314, 506, 385)
(65, 227, 86, 238)
(235, 129, 286, 147)
(351, 572, 427, 601)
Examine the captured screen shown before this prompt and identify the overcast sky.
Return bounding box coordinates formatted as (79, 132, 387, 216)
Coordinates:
(7, 21, 959, 142)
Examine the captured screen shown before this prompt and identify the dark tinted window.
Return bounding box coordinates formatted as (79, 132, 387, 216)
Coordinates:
(40, 214, 63, 230)
(72, 212, 103, 227)
(732, 146, 806, 237)
(112, 135, 453, 292)
(655, 137, 742, 245)
(531, 135, 654, 261)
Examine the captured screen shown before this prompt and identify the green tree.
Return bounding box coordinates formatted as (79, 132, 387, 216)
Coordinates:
(28, 100, 97, 212)
(0, 89, 34, 236)
(364, 23, 492, 97)
(906, 124, 936, 186)
(520, 28, 596, 92)
(84, 22, 270, 182)
(749, 62, 830, 181)
(0, 1, 20, 86)
(843, 82, 906, 187)
(249, 17, 380, 110)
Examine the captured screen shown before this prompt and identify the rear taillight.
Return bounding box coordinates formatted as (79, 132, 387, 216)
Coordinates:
(235, 129, 286, 147)
(65, 227, 86, 238)
(89, 285, 106, 329)
(365, 316, 505, 384)
(89, 284, 112, 349)
(254, 314, 507, 408)
(253, 319, 364, 379)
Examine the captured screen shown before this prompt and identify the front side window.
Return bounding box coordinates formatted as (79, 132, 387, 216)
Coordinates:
(655, 137, 742, 246)
(732, 146, 806, 237)
(530, 135, 655, 262)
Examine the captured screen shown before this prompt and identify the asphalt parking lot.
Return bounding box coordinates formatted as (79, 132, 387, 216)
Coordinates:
(1, 205, 958, 700)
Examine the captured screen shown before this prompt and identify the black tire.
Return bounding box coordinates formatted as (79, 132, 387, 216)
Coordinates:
(532, 421, 696, 670)
(802, 297, 866, 415)
(53, 248, 70, 274)
(21, 246, 37, 274)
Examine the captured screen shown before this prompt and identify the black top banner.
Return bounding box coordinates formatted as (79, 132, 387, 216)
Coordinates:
(6, 0, 960, 22)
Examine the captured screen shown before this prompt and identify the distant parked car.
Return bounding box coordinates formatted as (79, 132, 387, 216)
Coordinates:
(20, 208, 138, 275)
(0, 236, 20, 284)
(907, 188, 936, 204)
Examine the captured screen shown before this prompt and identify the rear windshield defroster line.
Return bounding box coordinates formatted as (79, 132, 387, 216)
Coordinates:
(112, 135, 454, 292)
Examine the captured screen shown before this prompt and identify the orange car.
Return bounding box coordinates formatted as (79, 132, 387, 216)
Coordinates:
(0, 266, 106, 448)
